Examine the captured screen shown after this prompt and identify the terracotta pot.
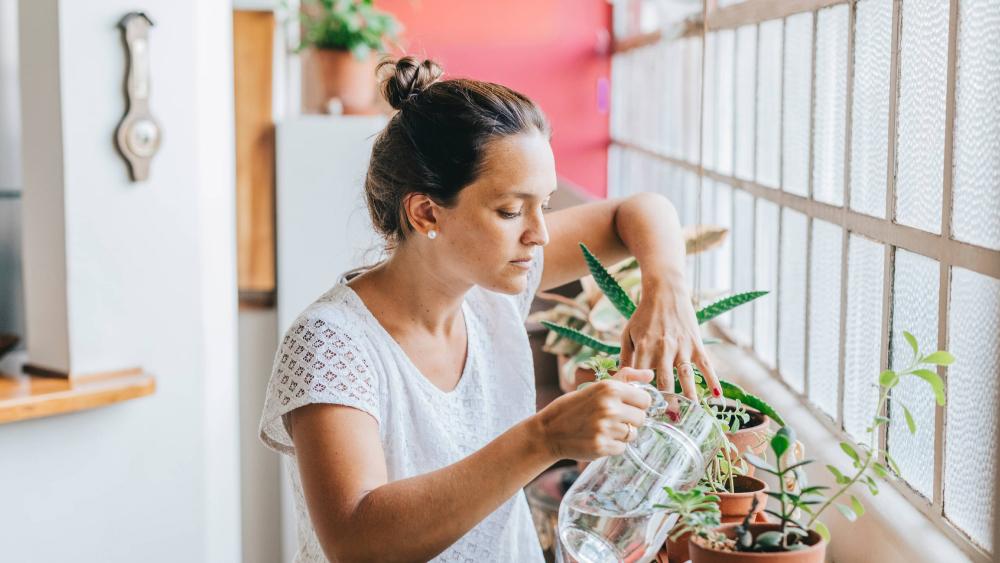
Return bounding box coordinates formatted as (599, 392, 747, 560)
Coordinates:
(657, 514, 769, 563)
(688, 523, 826, 563)
(664, 476, 768, 563)
(305, 48, 379, 115)
(725, 409, 771, 478)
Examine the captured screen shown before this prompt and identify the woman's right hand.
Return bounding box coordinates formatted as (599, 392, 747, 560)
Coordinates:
(536, 367, 655, 461)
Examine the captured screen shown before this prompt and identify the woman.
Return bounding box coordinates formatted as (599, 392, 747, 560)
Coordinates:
(259, 56, 722, 563)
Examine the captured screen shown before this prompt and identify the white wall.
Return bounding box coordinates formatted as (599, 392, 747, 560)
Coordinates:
(0, 1, 241, 561)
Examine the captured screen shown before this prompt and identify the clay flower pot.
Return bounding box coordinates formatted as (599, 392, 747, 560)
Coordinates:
(306, 48, 379, 115)
(688, 523, 826, 563)
(726, 409, 771, 478)
(662, 476, 769, 563)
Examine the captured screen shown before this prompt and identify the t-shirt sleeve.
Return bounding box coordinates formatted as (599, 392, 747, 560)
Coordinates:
(514, 246, 545, 322)
(259, 311, 379, 455)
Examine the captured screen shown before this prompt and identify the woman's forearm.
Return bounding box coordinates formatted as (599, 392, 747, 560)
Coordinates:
(613, 192, 687, 288)
(334, 416, 556, 563)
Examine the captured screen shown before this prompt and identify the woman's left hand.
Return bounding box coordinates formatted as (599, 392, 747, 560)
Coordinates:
(617, 274, 721, 402)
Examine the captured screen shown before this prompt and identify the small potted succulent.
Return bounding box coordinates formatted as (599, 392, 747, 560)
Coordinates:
(293, 0, 401, 114)
(677, 333, 951, 562)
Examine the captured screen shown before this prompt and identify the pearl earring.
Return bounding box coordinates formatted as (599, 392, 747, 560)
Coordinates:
(428, 230, 437, 239)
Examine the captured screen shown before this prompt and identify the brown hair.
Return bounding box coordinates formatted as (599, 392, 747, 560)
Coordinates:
(364, 56, 551, 248)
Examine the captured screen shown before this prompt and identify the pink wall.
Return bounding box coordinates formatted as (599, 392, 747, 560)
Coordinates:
(380, 0, 611, 198)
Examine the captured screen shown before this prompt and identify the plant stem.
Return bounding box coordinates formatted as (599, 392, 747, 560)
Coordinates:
(724, 440, 735, 493)
(806, 388, 890, 527)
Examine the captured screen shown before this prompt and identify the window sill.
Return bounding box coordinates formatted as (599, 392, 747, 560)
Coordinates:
(0, 362, 155, 424)
(704, 325, 981, 563)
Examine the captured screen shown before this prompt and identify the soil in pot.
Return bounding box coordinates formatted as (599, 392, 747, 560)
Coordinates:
(664, 476, 768, 563)
(722, 407, 770, 478)
(688, 523, 826, 563)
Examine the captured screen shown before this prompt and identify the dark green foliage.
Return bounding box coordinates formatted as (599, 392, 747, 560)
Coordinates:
(540, 322, 620, 355)
(295, 0, 401, 58)
(695, 291, 769, 324)
(580, 243, 637, 319)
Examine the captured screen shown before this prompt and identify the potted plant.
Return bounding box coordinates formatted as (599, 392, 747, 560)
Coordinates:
(540, 243, 783, 563)
(293, 0, 401, 114)
(678, 332, 951, 562)
(529, 227, 728, 393)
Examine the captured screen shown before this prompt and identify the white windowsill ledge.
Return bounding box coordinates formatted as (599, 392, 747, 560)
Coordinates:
(705, 334, 980, 563)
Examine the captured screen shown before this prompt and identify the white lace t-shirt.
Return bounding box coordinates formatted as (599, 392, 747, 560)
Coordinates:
(259, 249, 546, 563)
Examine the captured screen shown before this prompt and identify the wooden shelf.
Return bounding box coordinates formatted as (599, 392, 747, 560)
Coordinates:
(0, 369, 155, 424)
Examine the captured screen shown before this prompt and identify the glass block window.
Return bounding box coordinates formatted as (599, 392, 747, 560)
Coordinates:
(894, 0, 950, 233)
(609, 0, 1000, 552)
(842, 235, 885, 441)
(734, 24, 758, 181)
(951, 0, 1000, 250)
(782, 12, 814, 197)
(716, 29, 736, 176)
(779, 209, 808, 392)
(888, 249, 939, 499)
(944, 268, 1000, 551)
(849, 0, 893, 218)
(756, 19, 783, 189)
(813, 4, 850, 206)
(808, 219, 843, 419)
(754, 199, 780, 367)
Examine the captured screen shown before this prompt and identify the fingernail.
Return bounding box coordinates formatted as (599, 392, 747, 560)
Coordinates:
(712, 387, 722, 397)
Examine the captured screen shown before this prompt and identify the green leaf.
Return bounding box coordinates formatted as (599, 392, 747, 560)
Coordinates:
(744, 454, 778, 474)
(841, 442, 860, 463)
(864, 476, 880, 496)
(827, 465, 844, 480)
(771, 426, 796, 459)
(850, 495, 865, 517)
(835, 503, 858, 522)
(903, 404, 916, 435)
(540, 322, 620, 355)
(702, 337, 722, 345)
(873, 416, 890, 428)
(580, 243, 636, 319)
(921, 351, 954, 366)
(872, 462, 890, 478)
(911, 369, 946, 406)
(696, 291, 768, 324)
(879, 370, 898, 388)
(903, 331, 919, 359)
(814, 521, 831, 543)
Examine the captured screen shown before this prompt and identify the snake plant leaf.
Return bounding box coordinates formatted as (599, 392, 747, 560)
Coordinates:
(580, 243, 636, 319)
(695, 291, 769, 324)
(540, 321, 621, 355)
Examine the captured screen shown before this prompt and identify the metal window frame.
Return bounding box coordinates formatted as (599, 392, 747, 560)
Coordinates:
(609, 0, 997, 560)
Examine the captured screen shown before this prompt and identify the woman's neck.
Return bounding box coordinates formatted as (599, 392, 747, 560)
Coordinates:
(348, 244, 471, 336)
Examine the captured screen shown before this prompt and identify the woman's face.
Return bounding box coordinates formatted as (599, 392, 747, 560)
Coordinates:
(434, 131, 556, 295)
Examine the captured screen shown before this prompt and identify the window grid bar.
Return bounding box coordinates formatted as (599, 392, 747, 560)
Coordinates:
(878, 0, 904, 468)
(773, 17, 787, 382)
(838, 0, 856, 431)
(610, 142, 1000, 280)
(709, 0, 849, 32)
(802, 10, 820, 400)
(933, 0, 962, 515)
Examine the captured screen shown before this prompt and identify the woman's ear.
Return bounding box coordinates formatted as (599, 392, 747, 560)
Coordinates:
(403, 193, 438, 237)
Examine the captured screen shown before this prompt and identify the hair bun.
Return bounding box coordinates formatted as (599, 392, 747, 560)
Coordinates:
(378, 56, 444, 110)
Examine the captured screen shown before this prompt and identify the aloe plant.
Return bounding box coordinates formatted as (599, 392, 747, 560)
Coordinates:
(539, 242, 776, 420)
